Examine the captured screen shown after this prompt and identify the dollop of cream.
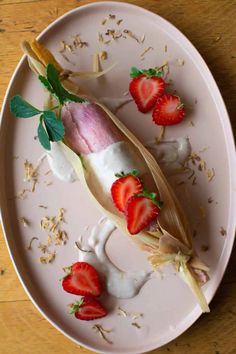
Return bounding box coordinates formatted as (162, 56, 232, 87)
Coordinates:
(77, 219, 150, 299)
(46, 142, 77, 182)
(83, 141, 147, 195)
(146, 137, 191, 174)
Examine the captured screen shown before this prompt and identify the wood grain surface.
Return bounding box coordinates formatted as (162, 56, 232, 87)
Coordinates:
(0, 1, 235, 353)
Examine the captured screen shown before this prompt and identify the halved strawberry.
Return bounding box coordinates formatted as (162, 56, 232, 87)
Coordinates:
(62, 262, 102, 297)
(69, 297, 107, 321)
(152, 94, 185, 126)
(129, 67, 165, 113)
(111, 174, 143, 212)
(125, 196, 160, 235)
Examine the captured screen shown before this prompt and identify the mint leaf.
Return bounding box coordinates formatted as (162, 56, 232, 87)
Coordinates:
(38, 75, 55, 95)
(10, 95, 41, 118)
(43, 111, 64, 142)
(130, 67, 143, 78)
(38, 116, 51, 150)
(46, 64, 86, 104)
(142, 68, 163, 77)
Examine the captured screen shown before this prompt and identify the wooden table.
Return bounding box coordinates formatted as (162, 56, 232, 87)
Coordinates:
(0, 1, 235, 353)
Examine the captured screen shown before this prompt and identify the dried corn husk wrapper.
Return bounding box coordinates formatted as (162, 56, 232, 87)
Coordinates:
(21, 39, 210, 312)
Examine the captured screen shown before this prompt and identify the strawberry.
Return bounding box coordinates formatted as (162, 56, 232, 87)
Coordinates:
(125, 195, 160, 235)
(111, 173, 143, 213)
(62, 262, 102, 297)
(69, 297, 107, 321)
(129, 67, 165, 113)
(152, 94, 185, 126)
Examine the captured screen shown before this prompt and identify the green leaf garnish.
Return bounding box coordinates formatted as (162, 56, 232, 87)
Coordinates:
(69, 299, 84, 315)
(10, 95, 41, 118)
(130, 66, 163, 78)
(43, 111, 64, 142)
(37, 116, 51, 150)
(115, 169, 140, 178)
(44, 64, 86, 104)
(137, 188, 163, 208)
(10, 63, 86, 151)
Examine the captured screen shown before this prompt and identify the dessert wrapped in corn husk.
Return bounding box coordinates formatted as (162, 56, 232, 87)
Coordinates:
(21, 39, 210, 312)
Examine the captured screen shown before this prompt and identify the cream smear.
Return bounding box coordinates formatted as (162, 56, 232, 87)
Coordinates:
(77, 218, 150, 298)
(46, 142, 77, 182)
(146, 137, 191, 175)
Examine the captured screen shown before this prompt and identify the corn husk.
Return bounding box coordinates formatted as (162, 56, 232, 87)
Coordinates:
(21, 39, 210, 312)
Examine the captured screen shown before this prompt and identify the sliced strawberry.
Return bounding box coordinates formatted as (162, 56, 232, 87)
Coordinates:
(69, 297, 107, 321)
(125, 196, 160, 235)
(152, 94, 185, 126)
(62, 262, 102, 297)
(111, 175, 143, 212)
(129, 75, 165, 113)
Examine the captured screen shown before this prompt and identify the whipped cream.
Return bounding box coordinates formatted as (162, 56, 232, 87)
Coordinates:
(46, 142, 77, 183)
(146, 137, 191, 175)
(83, 141, 147, 195)
(77, 219, 150, 298)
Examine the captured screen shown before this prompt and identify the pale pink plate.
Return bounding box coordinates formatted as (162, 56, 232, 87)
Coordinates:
(0, 2, 235, 353)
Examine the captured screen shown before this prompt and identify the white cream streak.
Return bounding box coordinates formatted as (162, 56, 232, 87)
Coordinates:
(77, 219, 151, 298)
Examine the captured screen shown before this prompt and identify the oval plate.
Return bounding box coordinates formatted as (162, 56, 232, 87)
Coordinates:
(0, 2, 235, 353)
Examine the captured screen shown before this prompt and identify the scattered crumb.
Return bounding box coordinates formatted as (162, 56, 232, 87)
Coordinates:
(132, 322, 141, 329)
(123, 29, 140, 43)
(44, 181, 53, 186)
(208, 197, 213, 203)
(164, 44, 168, 52)
(26, 237, 39, 251)
(109, 14, 116, 19)
(23, 160, 38, 182)
(220, 227, 227, 236)
(140, 34, 145, 43)
(101, 18, 107, 26)
(140, 46, 153, 58)
(59, 40, 66, 53)
(38, 243, 49, 254)
(189, 120, 195, 127)
(92, 324, 113, 344)
(201, 244, 209, 252)
(97, 32, 104, 43)
(72, 34, 88, 48)
(117, 306, 128, 317)
(192, 176, 197, 185)
(105, 29, 122, 40)
(44, 170, 51, 176)
(39, 251, 56, 264)
(194, 98, 198, 104)
(39, 205, 48, 209)
(16, 188, 31, 200)
(19, 217, 30, 227)
(176, 58, 185, 66)
(99, 50, 108, 60)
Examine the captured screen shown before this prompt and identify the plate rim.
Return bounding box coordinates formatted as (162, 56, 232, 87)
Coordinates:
(0, 2, 236, 353)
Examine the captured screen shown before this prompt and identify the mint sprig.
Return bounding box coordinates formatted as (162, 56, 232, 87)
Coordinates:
(10, 63, 85, 150)
(130, 66, 163, 78)
(115, 169, 140, 178)
(137, 188, 164, 208)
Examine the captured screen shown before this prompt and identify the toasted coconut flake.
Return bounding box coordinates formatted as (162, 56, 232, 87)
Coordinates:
(24, 160, 38, 182)
(123, 29, 140, 43)
(140, 46, 153, 58)
(176, 58, 185, 66)
(59, 40, 66, 53)
(164, 44, 168, 52)
(131, 312, 143, 320)
(16, 188, 31, 200)
(92, 325, 113, 344)
(39, 251, 56, 264)
(131, 322, 141, 329)
(26, 237, 39, 251)
(105, 29, 122, 40)
(117, 307, 128, 317)
(220, 227, 227, 236)
(101, 18, 107, 25)
(189, 120, 195, 127)
(117, 19, 123, 26)
(39, 205, 48, 209)
(38, 243, 49, 254)
(97, 32, 104, 43)
(140, 34, 145, 43)
(19, 217, 29, 227)
(44, 170, 51, 175)
(206, 168, 215, 182)
(99, 50, 108, 60)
